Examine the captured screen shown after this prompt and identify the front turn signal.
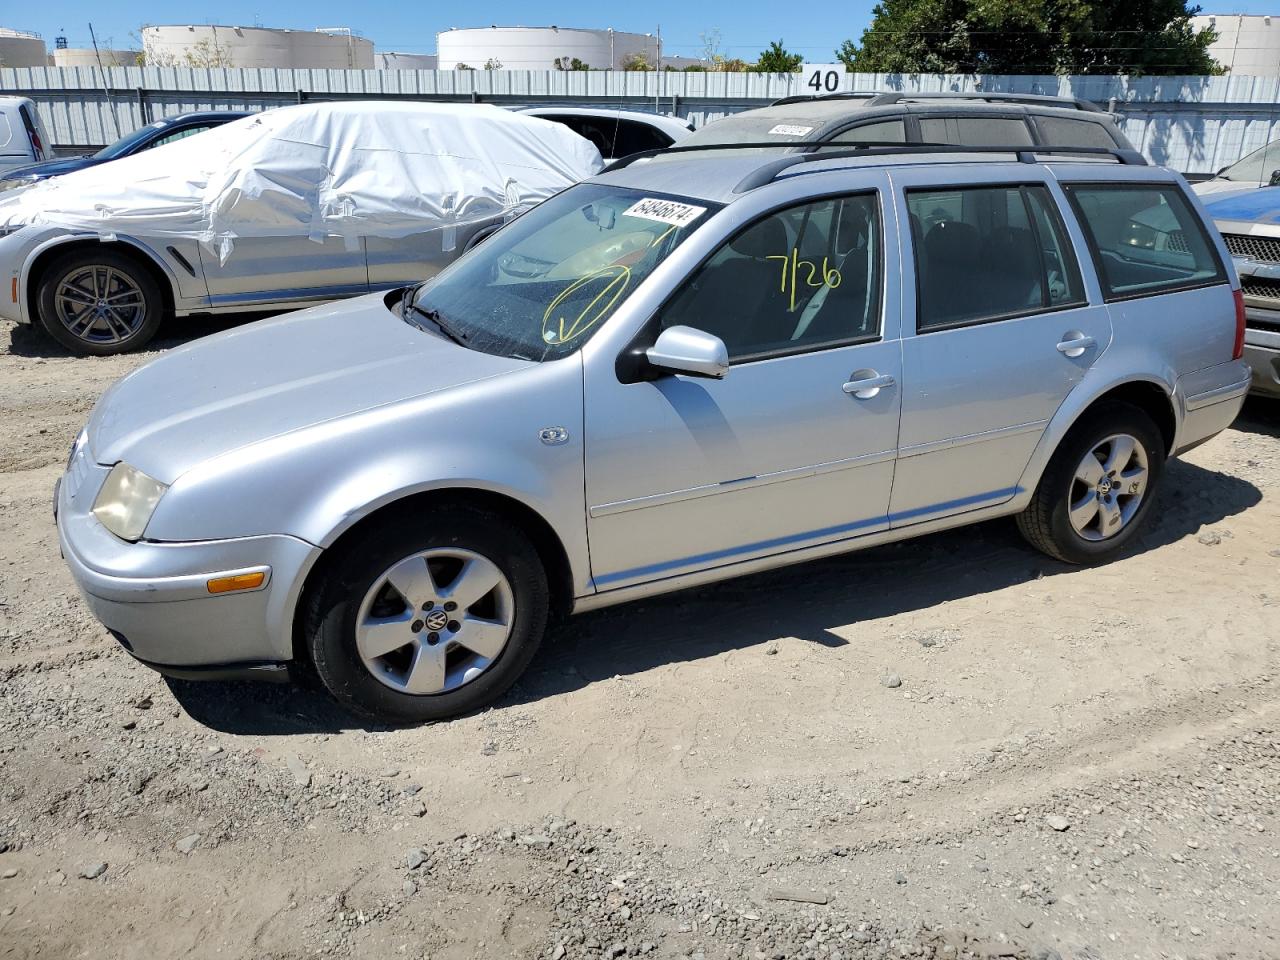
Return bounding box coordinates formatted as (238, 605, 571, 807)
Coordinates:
(207, 571, 266, 594)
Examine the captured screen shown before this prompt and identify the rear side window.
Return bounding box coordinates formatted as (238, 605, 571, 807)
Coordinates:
(0, 114, 15, 154)
(919, 116, 1033, 147)
(1035, 116, 1116, 149)
(908, 185, 1085, 331)
(1063, 184, 1226, 299)
(829, 119, 907, 145)
(613, 120, 673, 158)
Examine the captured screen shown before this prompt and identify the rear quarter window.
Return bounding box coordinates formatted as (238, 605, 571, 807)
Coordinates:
(1035, 116, 1117, 149)
(1063, 184, 1227, 300)
(0, 114, 15, 154)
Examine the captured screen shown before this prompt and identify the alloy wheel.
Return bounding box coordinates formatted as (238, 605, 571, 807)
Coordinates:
(1067, 433, 1150, 541)
(354, 548, 515, 695)
(53, 265, 147, 345)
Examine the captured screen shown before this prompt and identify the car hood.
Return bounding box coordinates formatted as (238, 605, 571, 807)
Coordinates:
(1202, 185, 1280, 226)
(1191, 178, 1259, 198)
(2, 156, 97, 181)
(87, 293, 532, 484)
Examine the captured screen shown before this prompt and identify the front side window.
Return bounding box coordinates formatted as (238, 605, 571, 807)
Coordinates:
(908, 184, 1085, 331)
(829, 119, 907, 145)
(411, 184, 718, 361)
(1220, 137, 1280, 182)
(918, 116, 1034, 147)
(149, 125, 215, 149)
(1063, 184, 1226, 299)
(657, 193, 882, 361)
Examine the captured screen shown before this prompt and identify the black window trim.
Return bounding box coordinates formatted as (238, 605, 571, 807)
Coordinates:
(1060, 180, 1230, 304)
(617, 187, 887, 381)
(905, 181, 1090, 336)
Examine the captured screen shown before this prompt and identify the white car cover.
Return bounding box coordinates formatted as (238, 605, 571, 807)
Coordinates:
(0, 101, 603, 261)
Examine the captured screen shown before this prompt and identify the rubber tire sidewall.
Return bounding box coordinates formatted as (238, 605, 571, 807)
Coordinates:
(36, 248, 165, 356)
(1025, 402, 1165, 564)
(307, 508, 549, 725)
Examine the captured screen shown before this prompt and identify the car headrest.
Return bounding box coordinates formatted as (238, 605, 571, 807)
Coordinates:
(924, 220, 982, 265)
(730, 216, 789, 259)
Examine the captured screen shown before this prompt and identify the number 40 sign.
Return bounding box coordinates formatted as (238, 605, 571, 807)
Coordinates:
(798, 64, 847, 95)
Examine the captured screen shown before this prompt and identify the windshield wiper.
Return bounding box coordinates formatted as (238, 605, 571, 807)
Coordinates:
(400, 284, 467, 346)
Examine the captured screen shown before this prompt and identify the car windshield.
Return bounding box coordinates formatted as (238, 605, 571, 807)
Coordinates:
(1221, 138, 1280, 182)
(93, 121, 168, 160)
(681, 113, 825, 147)
(410, 183, 719, 361)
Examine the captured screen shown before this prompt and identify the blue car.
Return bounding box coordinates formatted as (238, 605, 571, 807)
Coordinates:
(1204, 186, 1280, 398)
(0, 110, 251, 191)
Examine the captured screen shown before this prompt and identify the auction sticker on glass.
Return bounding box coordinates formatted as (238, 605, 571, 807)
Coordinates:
(623, 198, 708, 228)
(768, 124, 815, 138)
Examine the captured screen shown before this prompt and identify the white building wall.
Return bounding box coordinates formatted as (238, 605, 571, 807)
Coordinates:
(53, 48, 141, 68)
(375, 52, 438, 70)
(1193, 14, 1280, 76)
(142, 25, 374, 69)
(0, 29, 47, 68)
(437, 26, 659, 71)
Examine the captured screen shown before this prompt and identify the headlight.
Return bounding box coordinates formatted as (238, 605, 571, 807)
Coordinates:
(91, 463, 168, 542)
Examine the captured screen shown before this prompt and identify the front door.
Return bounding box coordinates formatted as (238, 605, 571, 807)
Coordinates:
(889, 177, 1113, 522)
(198, 236, 369, 307)
(584, 188, 904, 591)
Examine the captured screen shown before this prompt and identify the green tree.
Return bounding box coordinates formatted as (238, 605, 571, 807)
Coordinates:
(755, 39, 804, 73)
(620, 52, 653, 71)
(554, 56, 591, 70)
(483, 58, 503, 70)
(835, 0, 1221, 76)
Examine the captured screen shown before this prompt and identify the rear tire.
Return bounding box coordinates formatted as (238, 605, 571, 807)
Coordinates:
(305, 507, 549, 724)
(36, 248, 164, 356)
(1017, 402, 1165, 564)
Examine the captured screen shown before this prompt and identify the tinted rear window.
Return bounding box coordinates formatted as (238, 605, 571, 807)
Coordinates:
(1064, 184, 1226, 299)
(918, 116, 1033, 147)
(1036, 116, 1117, 149)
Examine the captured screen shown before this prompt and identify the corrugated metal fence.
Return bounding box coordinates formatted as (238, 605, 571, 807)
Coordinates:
(6, 66, 1280, 174)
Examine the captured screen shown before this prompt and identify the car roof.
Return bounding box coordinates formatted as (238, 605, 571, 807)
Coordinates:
(518, 106, 692, 139)
(593, 146, 1159, 206)
(157, 110, 253, 126)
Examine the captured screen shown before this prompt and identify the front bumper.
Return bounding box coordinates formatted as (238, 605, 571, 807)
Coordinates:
(1243, 324, 1280, 398)
(56, 469, 321, 670)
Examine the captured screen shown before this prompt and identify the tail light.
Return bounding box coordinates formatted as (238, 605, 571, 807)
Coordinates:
(1233, 289, 1246, 361)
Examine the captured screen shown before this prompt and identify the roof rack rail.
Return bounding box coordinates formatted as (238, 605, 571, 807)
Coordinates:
(768, 91, 885, 107)
(598, 141, 1146, 191)
(863, 91, 1102, 113)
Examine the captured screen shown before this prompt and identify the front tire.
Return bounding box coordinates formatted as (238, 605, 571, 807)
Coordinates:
(36, 249, 164, 356)
(305, 507, 549, 724)
(1017, 402, 1165, 564)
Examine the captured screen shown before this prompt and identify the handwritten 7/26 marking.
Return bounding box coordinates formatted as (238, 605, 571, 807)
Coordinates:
(765, 250, 842, 311)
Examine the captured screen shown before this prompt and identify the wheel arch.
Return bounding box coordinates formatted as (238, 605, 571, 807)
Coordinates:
(24, 236, 178, 324)
(290, 486, 576, 668)
(1017, 375, 1177, 503)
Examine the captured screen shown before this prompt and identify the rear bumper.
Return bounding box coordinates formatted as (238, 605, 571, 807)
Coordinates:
(56, 472, 321, 668)
(1173, 361, 1251, 456)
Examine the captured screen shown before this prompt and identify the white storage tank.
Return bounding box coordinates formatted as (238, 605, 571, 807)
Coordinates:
(375, 52, 438, 70)
(141, 24, 374, 69)
(437, 26, 660, 71)
(1193, 13, 1280, 75)
(0, 28, 47, 68)
(52, 48, 141, 68)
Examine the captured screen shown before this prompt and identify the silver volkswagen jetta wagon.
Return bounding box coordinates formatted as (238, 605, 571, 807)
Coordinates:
(55, 143, 1252, 723)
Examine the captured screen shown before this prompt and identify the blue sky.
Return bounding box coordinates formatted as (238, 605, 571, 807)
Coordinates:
(20, 0, 1280, 60)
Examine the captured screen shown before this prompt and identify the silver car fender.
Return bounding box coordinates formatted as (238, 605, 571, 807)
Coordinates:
(143, 356, 593, 595)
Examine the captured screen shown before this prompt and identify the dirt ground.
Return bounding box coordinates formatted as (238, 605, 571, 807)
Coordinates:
(0, 316, 1277, 960)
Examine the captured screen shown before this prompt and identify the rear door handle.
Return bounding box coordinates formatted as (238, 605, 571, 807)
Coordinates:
(842, 372, 896, 400)
(1055, 334, 1096, 358)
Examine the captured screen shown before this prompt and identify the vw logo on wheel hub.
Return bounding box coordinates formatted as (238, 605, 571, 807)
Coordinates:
(424, 610, 450, 631)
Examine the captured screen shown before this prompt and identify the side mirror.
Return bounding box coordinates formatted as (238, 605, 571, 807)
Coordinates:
(645, 325, 729, 379)
(1269, 169, 1280, 186)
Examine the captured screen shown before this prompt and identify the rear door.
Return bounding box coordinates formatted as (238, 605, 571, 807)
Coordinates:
(198, 238, 369, 307)
(889, 170, 1113, 523)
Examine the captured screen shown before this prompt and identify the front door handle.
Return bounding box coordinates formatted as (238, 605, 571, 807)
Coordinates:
(842, 372, 896, 400)
(1055, 333, 1096, 358)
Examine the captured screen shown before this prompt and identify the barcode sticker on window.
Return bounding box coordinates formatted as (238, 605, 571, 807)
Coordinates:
(622, 198, 707, 228)
(768, 124, 814, 137)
